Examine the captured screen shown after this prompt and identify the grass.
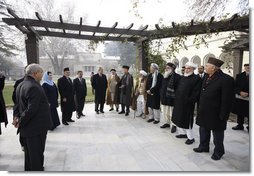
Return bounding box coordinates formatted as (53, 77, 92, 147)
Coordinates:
(3, 84, 95, 107)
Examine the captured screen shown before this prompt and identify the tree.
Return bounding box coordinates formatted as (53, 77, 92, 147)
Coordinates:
(0, 0, 19, 56)
(148, 53, 166, 73)
(35, 0, 87, 74)
(104, 42, 136, 66)
(186, 0, 249, 20)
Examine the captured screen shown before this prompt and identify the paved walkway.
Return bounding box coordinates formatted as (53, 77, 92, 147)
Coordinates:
(0, 103, 250, 171)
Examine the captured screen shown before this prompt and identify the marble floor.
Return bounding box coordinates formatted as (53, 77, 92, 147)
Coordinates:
(0, 103, 250, 171)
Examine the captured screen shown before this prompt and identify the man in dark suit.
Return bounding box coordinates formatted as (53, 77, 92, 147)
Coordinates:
(57, 67, 76, 125)
(13, 64, 52, 171)
(194, 57, 234, 161)
(232, 63, 249, 131)
(73, 71, 87, 119)
(91, 67, 107, 114)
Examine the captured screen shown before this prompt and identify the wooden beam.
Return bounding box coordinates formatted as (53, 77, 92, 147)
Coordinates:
(92, 20, 101, 36)
(148, 15, 249, 40)
(209, 16, 215, 24)
(229, 14, 238, 23)
(172, 22, 175, 28)
(118, 23, 134, 37)
(2, 18, 149, 36)
(35, 12, 50, 32)
(36, 30, 136, 42)
(129, 25, 149, 39)
(79, 17, 82, 35)
(105, 22, 118, 37)
(155, 24, 161, 30)
(59, 15, 66, 33)
(25, 25, 43, 40)
(7, 8, 19, 18)
(190, 19, 194, 26)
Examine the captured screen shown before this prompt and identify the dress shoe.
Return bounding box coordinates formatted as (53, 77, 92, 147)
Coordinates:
(147, 119, 154, 123)
(62, 122, 69, 125)
(232, 125, 244, 130)
(96, 111, 99, 114)
(118, 111, 125, 114)
(67, 119, 75, 122)
(185, 139, 195, 145)
(116, 108, 119, 112)
(100, 111, 105, 113)
(125, 112, 129, 116)
(171, 125, 177, 133)
(193, 147, 209, 153)
(136, 114, 143, 117)
(81, 113, 86, 117)
(76, 115, 81, 119)
(160, 124, 170, 128)
(176, 134, 188, 138)
(153, 121, 160, 124)
(109, 108, 114, 111)
(211, 153, 223, 160)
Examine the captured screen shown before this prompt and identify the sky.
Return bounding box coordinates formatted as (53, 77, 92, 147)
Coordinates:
(4, 0, 250, 64)
(52, 0, 240, 29)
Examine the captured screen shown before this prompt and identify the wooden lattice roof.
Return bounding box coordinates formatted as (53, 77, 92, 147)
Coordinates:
(2, 8, 249, 42)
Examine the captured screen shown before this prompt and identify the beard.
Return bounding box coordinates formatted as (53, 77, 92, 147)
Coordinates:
(163, 70, 172, 78)
(184, 72, 193, 77)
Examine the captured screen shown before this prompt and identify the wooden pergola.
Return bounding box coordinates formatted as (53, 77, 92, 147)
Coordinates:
(2, 8, 249, 74)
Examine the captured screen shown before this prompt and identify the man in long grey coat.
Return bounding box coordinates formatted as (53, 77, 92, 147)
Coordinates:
(118, 65, 133, 116)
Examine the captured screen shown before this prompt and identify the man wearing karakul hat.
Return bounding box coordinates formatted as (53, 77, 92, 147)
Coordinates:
(118, 65, 133, 116)
(194, 57, 234, 161)
(57, 67, 76, 125)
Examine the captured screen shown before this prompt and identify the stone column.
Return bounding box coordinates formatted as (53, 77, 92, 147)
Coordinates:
(25, 33, 39, 64)
(232, 49, 243, 78)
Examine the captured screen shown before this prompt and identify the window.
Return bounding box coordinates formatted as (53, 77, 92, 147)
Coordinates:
(84, 66, 95, 72)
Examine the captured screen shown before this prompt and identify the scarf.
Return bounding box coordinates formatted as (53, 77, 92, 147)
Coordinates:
(151, 70, 158, 89)
(42, 72, 54, 86)
(166, 72, 175, 98)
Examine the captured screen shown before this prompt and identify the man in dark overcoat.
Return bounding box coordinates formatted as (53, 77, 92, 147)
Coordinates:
(160, 62, 181, 133)
(118, 65, 133, 116)
(172, 61, 201, 145)
(231, 63, 249, 131)
(57, 67, 76, 125)
(91, 67, 108, 114)
(0, 71, 8, 135)
(194, 57, 234, 161)
(146, 63, 163, 124)
(13, 64, 52, 171)
(73, 71, 87, 119)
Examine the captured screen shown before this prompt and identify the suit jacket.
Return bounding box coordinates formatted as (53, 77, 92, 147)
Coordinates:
(196, 70, 234, 130)
(13, 76, 53, 137)
(146, 72, 163, 109)
(91, 73, 107, 104)
(73, 77, 87, 97)
(231, 71, 249, 117)
(57, 76, 76, 112)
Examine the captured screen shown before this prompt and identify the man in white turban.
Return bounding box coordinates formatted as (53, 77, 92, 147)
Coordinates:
(134, 70, 148, 118)
(172, 61, 201, 145)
